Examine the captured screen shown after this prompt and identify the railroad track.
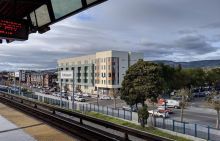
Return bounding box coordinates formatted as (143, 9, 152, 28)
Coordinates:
(0, 92, 174, 141)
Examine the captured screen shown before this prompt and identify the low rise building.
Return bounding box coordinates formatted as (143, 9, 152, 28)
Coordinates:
(57, 50, 144, 94)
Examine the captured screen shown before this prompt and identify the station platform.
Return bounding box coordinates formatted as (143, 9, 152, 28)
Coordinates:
(0, 103, 78, 141)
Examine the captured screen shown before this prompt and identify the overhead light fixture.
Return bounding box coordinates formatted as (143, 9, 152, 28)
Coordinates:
(6, 39, 14, 44)
(38, 27, 50, 34)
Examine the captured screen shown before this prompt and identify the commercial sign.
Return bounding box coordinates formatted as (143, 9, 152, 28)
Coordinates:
(14, 72, 20, 78)
(0, 18, 29, 40)
(60, 71, 73, 79)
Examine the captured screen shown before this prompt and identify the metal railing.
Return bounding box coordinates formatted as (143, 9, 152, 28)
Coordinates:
(153, 117, 220, 141)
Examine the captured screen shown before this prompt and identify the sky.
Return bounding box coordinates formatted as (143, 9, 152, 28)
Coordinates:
(1, 0, 220, 71)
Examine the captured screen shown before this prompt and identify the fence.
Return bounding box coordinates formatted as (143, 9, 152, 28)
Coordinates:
(153, 117, 220, 141)
(78, 103, 132, 120)
(3, 89, 220, 141)
(2, 90, 132, 121)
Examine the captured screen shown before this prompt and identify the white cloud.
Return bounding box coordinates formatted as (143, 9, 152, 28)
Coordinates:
(1, 0, 220, 70)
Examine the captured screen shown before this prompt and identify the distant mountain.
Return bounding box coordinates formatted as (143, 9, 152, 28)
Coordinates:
(152, 60, 220, 68)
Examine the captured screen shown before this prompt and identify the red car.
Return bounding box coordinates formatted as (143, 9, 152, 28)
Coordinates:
(157, 106, 173, 114)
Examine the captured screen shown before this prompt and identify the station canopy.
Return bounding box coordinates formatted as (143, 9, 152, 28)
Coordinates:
(0, 0, 106, 42)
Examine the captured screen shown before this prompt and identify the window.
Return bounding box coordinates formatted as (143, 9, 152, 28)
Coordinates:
(51, 0, 82, 19)
(34, 5, 51, 27)
(108, 73, 111, 77)
(66, 68, 69, 70)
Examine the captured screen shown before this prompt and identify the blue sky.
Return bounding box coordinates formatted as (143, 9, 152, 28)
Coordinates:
(1, 0, 220, 71)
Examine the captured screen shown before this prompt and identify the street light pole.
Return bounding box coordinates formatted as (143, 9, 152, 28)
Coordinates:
(72, 69, 75, 110)
(60, 79, 62, 108)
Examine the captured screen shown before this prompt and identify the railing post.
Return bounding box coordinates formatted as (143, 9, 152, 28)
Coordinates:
(173, 120, 175, 131)
(80, 118, 83, 124)
(118, 109, 120, 117)
(195, 124, 197, 137)
(83, 104, 85, 112)
(208, 126, 210, 140)
(124, 109, 126, 119)
(107, 106, 109, 115)
(163, 118, 165, 129)
(90, 103, 91, 111)
(124, 132, 129, 141)
(183, 122, 185, 134)
(94, 104, 95, 111)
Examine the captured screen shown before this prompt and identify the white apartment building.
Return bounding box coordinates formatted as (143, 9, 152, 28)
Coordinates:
(57, 50, 144, 95)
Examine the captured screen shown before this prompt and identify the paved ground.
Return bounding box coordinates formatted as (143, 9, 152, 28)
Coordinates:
(0, 103, 78, 141)
(0, 115, 36, 141)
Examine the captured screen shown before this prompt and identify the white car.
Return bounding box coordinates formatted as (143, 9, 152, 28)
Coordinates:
(75, 96, 86, 102)
(148, 110, 169, 118)
(99, 96, 112, 100)
(82, 93, 90, 97)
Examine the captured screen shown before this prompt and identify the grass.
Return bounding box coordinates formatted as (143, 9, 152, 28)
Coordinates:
(84, 112, 192, 141)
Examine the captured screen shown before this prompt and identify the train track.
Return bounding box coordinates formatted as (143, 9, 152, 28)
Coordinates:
(0, 92, 174, 141)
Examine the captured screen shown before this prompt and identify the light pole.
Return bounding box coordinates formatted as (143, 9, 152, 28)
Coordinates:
(72, 69, 75, 110)
(60, 79, 63, 108)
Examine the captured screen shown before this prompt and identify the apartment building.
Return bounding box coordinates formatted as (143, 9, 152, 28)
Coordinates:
(26, 72, 57, 88)
(57, 50, 144, 95)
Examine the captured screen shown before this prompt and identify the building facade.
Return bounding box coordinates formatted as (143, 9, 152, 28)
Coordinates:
(26, 72, 57, 88)
(57, 50, 144, 94)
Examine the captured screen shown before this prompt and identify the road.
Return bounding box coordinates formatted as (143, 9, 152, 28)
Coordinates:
(1, 84, 219, 129)
(169, 107, 217, 127)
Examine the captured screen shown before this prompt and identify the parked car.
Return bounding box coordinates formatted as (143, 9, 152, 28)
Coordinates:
(148, 110, 169, 118)
(162, 99, 180, 109)
(157, 106, 173, 114)
(99, 95, 111, 100)
(75, 96, 86, 102)
(82, 93, 91, 97)
(122, 106, 138, 112)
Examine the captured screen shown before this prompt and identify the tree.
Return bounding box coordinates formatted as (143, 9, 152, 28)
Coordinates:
(207, 91, 220, 129)
(206, 68, 220, 89)
(138, 105, 149, 127)
(121, 60, 164, 126)
(110, 88, 119, 109)
(177, 88, 190, 122)
(121, 60, 163, 107)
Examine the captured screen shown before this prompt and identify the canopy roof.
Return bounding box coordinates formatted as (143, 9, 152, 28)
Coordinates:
(0, 0, 45, 19)
(0, 0, 106, 41)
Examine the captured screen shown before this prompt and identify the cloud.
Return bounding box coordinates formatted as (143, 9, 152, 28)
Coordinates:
(1, 0, 220, 70)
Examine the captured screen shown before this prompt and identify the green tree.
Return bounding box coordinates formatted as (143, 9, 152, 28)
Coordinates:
(121, 60, 163, 107)
(121, 60, 164, 126)
(138, 105, 149, 127)
(206, 68, 220, 89)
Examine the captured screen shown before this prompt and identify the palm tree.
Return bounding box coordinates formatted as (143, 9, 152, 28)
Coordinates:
(207, 91, 220, 129)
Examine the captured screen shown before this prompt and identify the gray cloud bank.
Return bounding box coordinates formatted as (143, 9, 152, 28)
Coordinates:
(0, 0, 220, 70)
